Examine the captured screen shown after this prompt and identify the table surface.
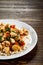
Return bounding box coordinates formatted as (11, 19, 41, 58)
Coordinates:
(0, 0, 43, 65)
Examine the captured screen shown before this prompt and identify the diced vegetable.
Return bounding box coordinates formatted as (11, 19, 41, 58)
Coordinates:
(10, 43, 12, 49)
(6, 32, 10, 37)
(19, 41, 25, 46)
(5, 27, 10, 32)
(12, 31, 16, 33)
(15, 42, 19, 45)
(10, 25, 15, 28)
(10, 32, 17, 37)
(0, 36, 2, 41)
(6, 36, 10, 41)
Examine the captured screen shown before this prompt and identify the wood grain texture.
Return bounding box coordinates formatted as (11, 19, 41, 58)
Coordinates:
(0, 0, 43, 65)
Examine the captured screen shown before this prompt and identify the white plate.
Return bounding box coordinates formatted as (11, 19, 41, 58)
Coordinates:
(0, 19, 38, 60)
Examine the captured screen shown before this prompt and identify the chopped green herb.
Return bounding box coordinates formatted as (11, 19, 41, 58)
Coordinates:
(12, 31, 16, 33)
(5, 27, 10, 32)
(6, 36, 10, 41)
(11, 36, 16, 38)
(0, 36, 2, 41)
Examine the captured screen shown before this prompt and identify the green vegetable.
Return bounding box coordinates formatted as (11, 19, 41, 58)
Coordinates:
(0, 36, 2, 41)
(12, 31, 16, 33)
(5, 27, 10, 32)
(12, 31, 20, 37)
(11, 36, 16, 38)
(6, 36, 10, 41)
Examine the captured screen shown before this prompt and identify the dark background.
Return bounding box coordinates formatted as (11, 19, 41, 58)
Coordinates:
(0, 0, 43, 65)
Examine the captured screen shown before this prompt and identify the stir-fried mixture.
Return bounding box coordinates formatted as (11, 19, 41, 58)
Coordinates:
(0, 23, 29, 56)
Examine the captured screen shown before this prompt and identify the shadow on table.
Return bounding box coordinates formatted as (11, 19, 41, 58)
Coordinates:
(0, 44, 38, 65)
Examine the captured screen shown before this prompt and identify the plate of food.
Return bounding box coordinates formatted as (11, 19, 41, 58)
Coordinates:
(0, 19, 38, 60)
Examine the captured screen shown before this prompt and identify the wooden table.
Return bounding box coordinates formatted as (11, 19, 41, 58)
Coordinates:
(0, 0, 43, 65)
